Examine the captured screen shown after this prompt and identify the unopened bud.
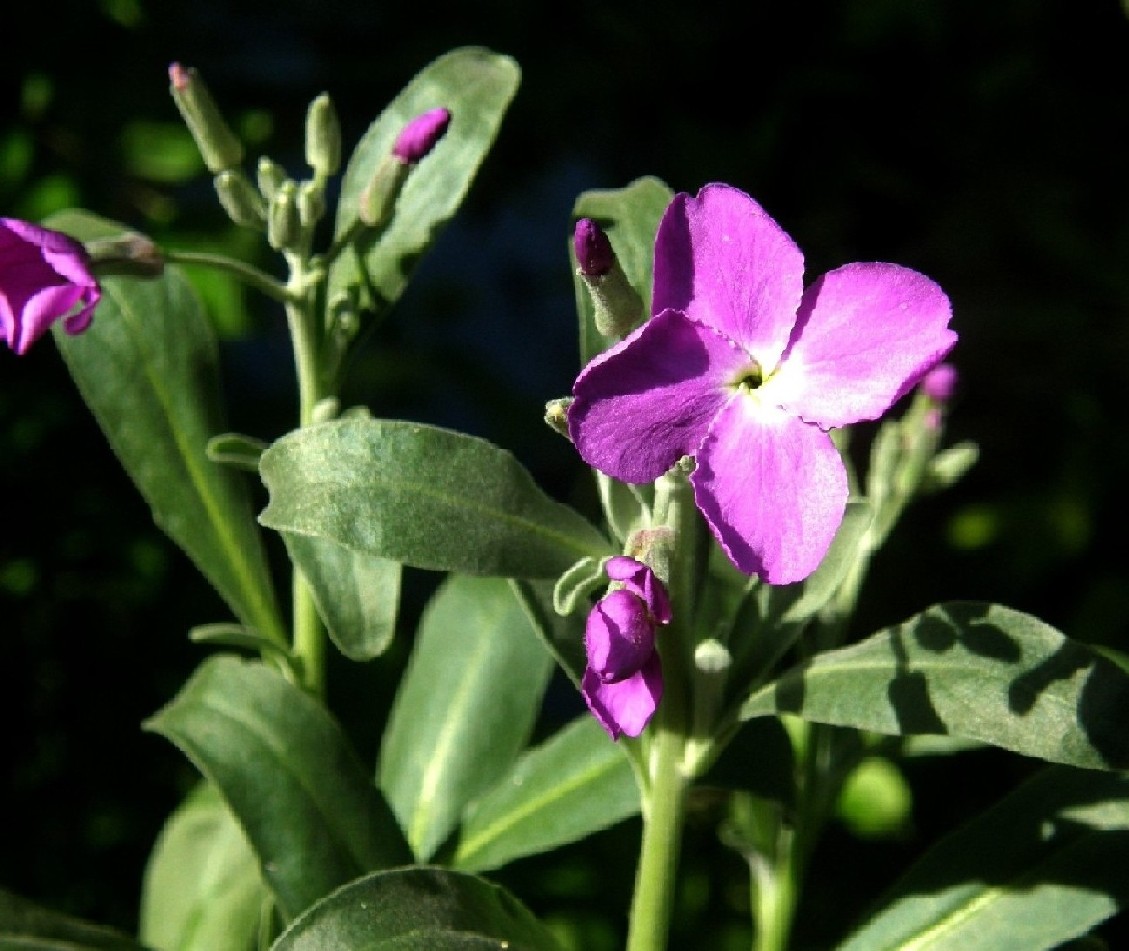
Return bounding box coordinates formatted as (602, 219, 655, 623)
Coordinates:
(257, 157, 287, 203)
(85, 232, 165, 278)
(392, 107, 451, 163)
(267, 181, 300, 251)
(305, 93, 341, 178)
(297, 180, 326, 228)
(214, 170, 266, 229)
(357, 158, 411, 229)
(921, 362, 957, 403)
(573, 219, 644, 339)
(168, 63, 244, 173)
(544, 397, 573, 440)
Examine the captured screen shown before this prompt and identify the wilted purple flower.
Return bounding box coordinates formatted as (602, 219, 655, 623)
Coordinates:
(574, 218, 615, 277)
(582, 556, 671, 740)
(1, 219, 100, 355)
(392, 107, 451, 163)
(568, 183, 956, 584)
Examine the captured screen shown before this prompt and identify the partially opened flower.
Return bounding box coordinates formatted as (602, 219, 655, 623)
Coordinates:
(1, 219, 101, 355)
(582, 556, 671, 740)
(568, 184, 956, 584)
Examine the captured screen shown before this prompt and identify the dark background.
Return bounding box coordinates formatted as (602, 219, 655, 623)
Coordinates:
(3, 0, 1129, 947)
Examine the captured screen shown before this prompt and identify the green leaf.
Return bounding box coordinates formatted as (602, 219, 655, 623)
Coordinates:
(510, 578, 587, 687)
(140, 782, 270, 951)
(454, 715, 639, 872)
(144, 655, 411, 922)
(836, 765, 1129, 951)
(206, 432, 269, 472)
(740, 602, 1129, 771)
(378, 576, 552, 861)
(327, 47, 520, 322)
(571, 176, 673, 364)
(284, 533, 401, 661)
(0, 888, 144, 950)
(259, 418, 612, 579)
(270, 867, 560, 951)
(46, 210, 284, 647)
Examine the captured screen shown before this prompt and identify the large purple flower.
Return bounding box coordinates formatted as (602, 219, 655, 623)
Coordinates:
(1, 219, 100, 355)
(568, 184, 956, 584)
(582, 556, 671, 740)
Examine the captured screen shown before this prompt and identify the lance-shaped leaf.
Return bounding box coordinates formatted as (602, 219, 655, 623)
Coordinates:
(284, 533, 401, 661)
(46, 210, 284, 646)
(571, 176, 673, 364)
(259, 418, 612, 579)
(327, 47, 519, 321)
(511, 578, 587, 686)
(378, 576, 552, 861)
(270, 867, 560, 951)
(145, 655, 411, 922)
(454, 715, 639, 873)
(0, 888, 145, 950)
(140, 782, 270, 951)
(837, 765, 1129, 951)
(740, 602, 1129, 771)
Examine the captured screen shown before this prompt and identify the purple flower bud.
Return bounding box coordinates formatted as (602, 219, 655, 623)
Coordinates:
(921, 362, 957, 402)
(573, 218, 615, 277)
(580, 557, 670, 740)
(392, 107, 451, 163)
(1, 219, 101, 355)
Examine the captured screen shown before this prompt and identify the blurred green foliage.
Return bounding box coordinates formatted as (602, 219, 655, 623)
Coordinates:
(3, 0, 1129, 947)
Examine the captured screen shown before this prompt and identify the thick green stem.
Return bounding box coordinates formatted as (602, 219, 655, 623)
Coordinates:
(626, 724, 689, 951)
(752, 827, 797, 951)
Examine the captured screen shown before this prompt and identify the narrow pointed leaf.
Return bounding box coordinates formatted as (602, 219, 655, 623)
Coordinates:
(571, 176, 673, 364)
(327, 47, 519, 321)
(259, 418, 612, 578)
(145, 655, 411, 922)
(378, 576, 552, 861)
(0, 888, 144, 950)
(740, 602, 1129, 771)
(270, 867, 560, 951)
(284, 533, 401, 660)
(837, 765, 1129, 951)
(454, 715, 639, 872)
(46, 210, 284, 646)
(140, 782, 270, 951)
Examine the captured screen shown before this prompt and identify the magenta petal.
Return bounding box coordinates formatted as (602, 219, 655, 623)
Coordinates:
(582, 653, 663, 740)
(585, 589, 656, 682)
(771, 263, 956, 428)
(691, 398, 849, 584)
(652, 184, 804, 370)
(605, 556, 671, 623)
(568, 308, 744, 483)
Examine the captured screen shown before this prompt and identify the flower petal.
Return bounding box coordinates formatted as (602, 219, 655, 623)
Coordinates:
(769, 263, 956, 428)
(652, 184, 804, 370)
(582, 653, 663, 740)
(569, 308, 743, 483)
(605, 556, 671, 623)
(585, 588, 656, 683)
(690, 398, 849, 584)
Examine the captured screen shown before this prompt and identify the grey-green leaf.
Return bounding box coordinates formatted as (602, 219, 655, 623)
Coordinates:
(0, 888, 145, 950)
(269, 867, 560, 951)
(837, 765, 1129, 951)
(378, 576, 552, 861)
(259, 418, 612, 579)
(46, 210, 284, 647)
(327, 47, 519, 322)
(144, 655, 411, 922)
(571, 176, 673, 364)
(284, 533, 401, 661)
(454, 715, 639, 872)
(140, 782, 270, 951)
(740, 601, 1129, 771)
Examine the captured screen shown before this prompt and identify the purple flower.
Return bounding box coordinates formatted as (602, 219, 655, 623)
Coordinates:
(392, 107, 451, 163)
(1, 219, 100, 355)
(568, 184, 956, 584)
(582, 556, 671, 740)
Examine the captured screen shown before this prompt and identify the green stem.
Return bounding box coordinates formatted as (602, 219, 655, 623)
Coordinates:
(165, 249, 294, 303)
(751, 827, 797, 951)
(626, 724, 689, 951)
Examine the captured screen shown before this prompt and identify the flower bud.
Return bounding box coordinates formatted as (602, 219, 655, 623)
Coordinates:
(257, 157, 288, 203)
(267, 180, 300, 251)
(921, 362, 957, 403)
(572, 218, 643, 339)
(168, 63, 244, 174)
(297, 180, 326, 228)
(392, 107, 451, 163)
(304, 93, 341, 178)
(214, 170, 266, 230)
(543, 397, 573, 440)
